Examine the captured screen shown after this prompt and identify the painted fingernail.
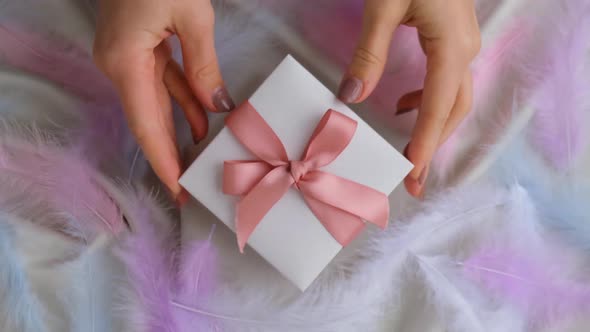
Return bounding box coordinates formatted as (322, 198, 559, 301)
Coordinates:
(212, 86, 235, 112)
(338, 77, 363, 103)
(175, 190, 190, 208)
(395, 107, 414, 116)
(417, 165, 429, 186)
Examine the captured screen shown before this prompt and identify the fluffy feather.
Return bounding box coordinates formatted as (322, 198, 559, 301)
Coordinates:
(194, 183, 527, 332)
(54, 235, 119, 332)
(411, 254, 485, 332)
(409, 254, 525, 332)
(0, 217, 47, 332)
(527, 1, 590, 172)
(492, 137, 590, 253)
(115, 188, 179, 332)
(464, 244, 590, 327)
(171, 225, 218, 331)
(0, 134, 123, 240)
(0, 23, 116, 103)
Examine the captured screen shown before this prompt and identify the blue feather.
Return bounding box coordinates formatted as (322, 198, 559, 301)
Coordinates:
(0, 216, 47, 332)
(491, 139, 590, 252)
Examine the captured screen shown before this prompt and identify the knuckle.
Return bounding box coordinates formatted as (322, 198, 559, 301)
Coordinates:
(128, 120, 150, 145)
(93, 44, 125, 77)
(456, 32, 481, 59)
(189, 59, 219, 81)
(353, 46, 383, 67)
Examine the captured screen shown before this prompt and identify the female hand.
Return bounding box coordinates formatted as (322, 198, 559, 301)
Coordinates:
(93, 0, 234, 204)
(338, 0, 480, 197)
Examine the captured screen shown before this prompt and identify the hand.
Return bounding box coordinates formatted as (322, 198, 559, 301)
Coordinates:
(337, 0, 480, 197)
(93, 0, 235, 204)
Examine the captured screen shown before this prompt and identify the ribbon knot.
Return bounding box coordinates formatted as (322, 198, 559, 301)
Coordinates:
(289, 160, 308, 185)
(223, 102, 390, 253)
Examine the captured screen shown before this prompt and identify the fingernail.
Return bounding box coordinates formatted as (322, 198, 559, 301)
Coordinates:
(403, 144, 409, 159)
(395, 107, 414, 116)
(175, 190, 190, 208)
(338, 77, 363, 103)
(212, 86, 235, 112)
(417, 165, 429, 186)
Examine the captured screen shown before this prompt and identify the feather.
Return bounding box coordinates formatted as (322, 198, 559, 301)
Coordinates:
(527, 1, 590, 172)
(0, 133, 123, 240)
(0, 216, 48, 332)
(114, 188, 179, 332)
(492, 137, 590, 253)
(463, 244, 590, 327)
(411, 254, 485, 332)
(171, 225, 218, 331)
(54, 235, 119, 332)
(0, 23, 116, 103)
(192, 182, 524, 332)
(409, 254, 525, 332)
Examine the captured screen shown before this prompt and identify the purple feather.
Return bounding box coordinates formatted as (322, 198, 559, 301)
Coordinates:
(171, 225, 219, 331)
(528, 1, 590, 172)
(0, 137, 123, 240)
(463, 244, 590, 326)
(115, 189, 178, 332)
(116, 188, 218, 332)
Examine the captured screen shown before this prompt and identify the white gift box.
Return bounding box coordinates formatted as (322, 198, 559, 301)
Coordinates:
(180, 55, 413, 291)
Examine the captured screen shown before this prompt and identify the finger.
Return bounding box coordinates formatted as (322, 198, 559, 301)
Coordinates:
(395, 89, 423, 115)
(96, 38, 183, 198)
(174, 3, 235, 113)
(164, 60, 209, 143)
(406, 49, 466, 183)
(438, 70, 473, 144)
(338, 0, 409, 103)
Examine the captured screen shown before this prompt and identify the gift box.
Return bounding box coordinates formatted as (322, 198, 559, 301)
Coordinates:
(180, 55, 413, 291)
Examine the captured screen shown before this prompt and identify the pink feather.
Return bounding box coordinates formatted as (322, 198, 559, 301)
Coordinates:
(0, 136, 123, 240)
(434, 21, 528, 180)
(0, 23, 116, 103)
(527, 1, 590, 172)
(463, 244, 590, 326)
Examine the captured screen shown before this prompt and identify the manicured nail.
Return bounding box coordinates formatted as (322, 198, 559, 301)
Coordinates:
(338, 77, 363, 103)
(395, 107, 414, 116)
(212, 86, 235, 112)
(175, 190, 190, 207)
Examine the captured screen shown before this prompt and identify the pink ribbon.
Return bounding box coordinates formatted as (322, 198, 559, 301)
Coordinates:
(223, 102, 389, 252)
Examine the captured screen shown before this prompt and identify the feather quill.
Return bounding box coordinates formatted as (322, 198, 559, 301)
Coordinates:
(527, 1, 590, 172)
(411, 254, 486, 332)
(0, 217, 47, 332)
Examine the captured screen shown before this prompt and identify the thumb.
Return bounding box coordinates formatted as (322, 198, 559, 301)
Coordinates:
(338, 0, 408, 103)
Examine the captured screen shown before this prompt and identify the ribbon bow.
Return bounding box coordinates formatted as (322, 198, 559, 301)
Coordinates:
(223, 102, 389, 252)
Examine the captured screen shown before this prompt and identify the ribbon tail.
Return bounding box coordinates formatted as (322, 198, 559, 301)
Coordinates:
(302, 195, 366, 246)
(299, 171, 390, 230)
(235, 166, 294, 253)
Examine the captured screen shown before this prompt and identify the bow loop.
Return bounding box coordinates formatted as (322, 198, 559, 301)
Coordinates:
(223, 101, 390, 252)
